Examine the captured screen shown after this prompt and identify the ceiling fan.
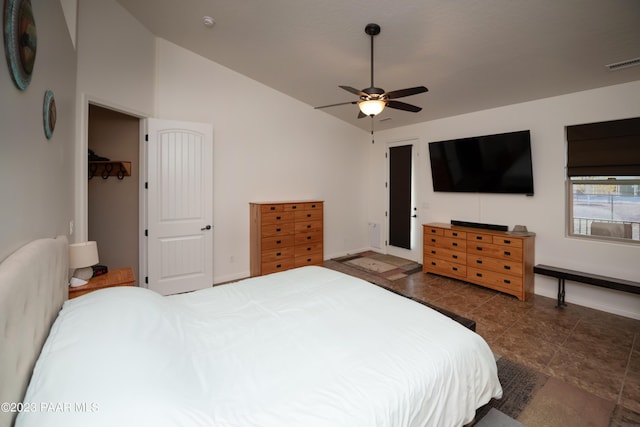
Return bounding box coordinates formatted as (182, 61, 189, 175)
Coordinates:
(315, 23, 428, 118)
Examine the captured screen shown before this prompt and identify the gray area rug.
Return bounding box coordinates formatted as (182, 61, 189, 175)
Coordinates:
(475, 408, 525, 427)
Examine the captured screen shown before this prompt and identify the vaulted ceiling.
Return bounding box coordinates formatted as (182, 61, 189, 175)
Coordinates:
(114, 0, 640, 131)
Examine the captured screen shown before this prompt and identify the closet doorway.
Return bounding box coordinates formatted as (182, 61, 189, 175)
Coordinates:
(87, 104, 140, 282)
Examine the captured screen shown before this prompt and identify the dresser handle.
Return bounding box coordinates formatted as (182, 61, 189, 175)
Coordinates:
(452, 267, 458, 271)
(476, 246, 482, 251)
(504, 265, 511, 270)
(431, 229, 437, 233)
(452, 242, 458, 247)
(276, 264, 282, 268)
(307, 258, 312, 262)
(276, 240, 281, 244)
(292, 205, 298, 209)
(307, 214, 311, 218)
(311, 204, 316, 208)
(431, 250, 436, 254)
(504, 239, 511, 244)
(307, 225, 311, 229)
(452, 255, 458, 259)
(476, 259, 482, 264)
(307, 247, 311, 251)
(270, 206, 276, 211)
(504, 279, 511, 284)
(307, 236, 312, 240)
(431, 238, 436, 243)
(476, 273, 483, 277)
(476, 236, 482, 240)
(504, 251, 511, 256)
(431, 262, 436, 266)
(276, 252, 281, 256)
(276, 216, 281, 220)
(452, 232, 458, 236)
(276, 228, 281, 232)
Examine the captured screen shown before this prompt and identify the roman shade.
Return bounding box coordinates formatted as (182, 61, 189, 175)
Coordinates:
(566, 117, 640, 177)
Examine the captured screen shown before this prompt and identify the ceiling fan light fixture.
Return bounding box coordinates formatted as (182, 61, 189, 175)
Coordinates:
(359, 99, 386, 116)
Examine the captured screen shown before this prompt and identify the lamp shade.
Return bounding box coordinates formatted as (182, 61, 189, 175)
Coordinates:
(358, 99, 386, 116)
(69, 241, 99, 269)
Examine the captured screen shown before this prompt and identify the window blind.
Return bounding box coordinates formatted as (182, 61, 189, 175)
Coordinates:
(566, 117, 640, 176)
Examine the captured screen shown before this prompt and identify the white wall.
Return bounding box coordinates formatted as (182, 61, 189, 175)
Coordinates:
(370, 81, 640, 319)
(0, 0, 76, 261)
(154, 40, 370, 283)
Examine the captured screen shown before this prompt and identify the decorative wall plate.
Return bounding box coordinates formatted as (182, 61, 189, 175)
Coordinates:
(43, 90, 56, 139)
(3, 0, 37, 90)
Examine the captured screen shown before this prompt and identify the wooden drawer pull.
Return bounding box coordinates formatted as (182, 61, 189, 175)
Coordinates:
(452, 255, 458, 259)
(270, 207, 276, 211)
(276, 228, 281, 232)
(276, 216, 281, 220)
(452, 232, 458, 236)
(306, 258, 311, 262)
(306, 247, 311, 251)
(452, 242, 458, 247)
(276, 240, 281, 244)
(476, 246, 482, 251)
(431, 262, 436, 266)
(476, 273, 483, 277)
(276, 264, 282, 268)
(504, 279, 511, 284)
(504, 239, 511, 244)
(504, 265, 511, 270)
(307, 236, 312, 240)
(306, 213, 311, 218)
(431, 250, 436, 254)
(452, 267, 458, 271)
(504, 251, 511, 256)
(431, 238, 436, 242)
(307, 225, 311, 229)
(276, 252, 281, 256)
(292, 205, 298, 209)
(431, 229, 437, 233)
(476, 259, 483, 264)
(476, 236, 483, 240)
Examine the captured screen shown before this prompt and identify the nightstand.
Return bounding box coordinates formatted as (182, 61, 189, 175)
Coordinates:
(69, 267, 135, 299)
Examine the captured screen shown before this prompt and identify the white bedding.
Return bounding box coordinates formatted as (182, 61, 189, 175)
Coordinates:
(17, 266, 501, 427)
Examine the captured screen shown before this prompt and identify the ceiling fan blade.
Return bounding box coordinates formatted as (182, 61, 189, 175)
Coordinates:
(314, 101, 357, 109)
(387, 100, 422, 113)
(339, 85, 365, 96)
(385, 86, 428, 100)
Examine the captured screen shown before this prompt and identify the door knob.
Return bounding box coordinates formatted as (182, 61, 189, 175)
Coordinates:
(201, 225, 212, 231)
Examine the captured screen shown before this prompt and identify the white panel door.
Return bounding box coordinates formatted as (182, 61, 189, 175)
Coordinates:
(146, 119, 213, 295)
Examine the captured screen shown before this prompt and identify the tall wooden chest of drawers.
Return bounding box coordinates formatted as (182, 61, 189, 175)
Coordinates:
(423, 223, 535, 301)
(250, 201, 324, 277)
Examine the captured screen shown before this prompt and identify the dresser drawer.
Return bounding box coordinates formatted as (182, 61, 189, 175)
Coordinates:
(295, 242, 323, 256)
(294, 252, 323, 267)
(283, 202, 306, 211)
(261, 259, 295, 275)
(261, 221, 295, 237)
(260, 204, 284, 214)
(261, 235, 295, 251)
(424, 226, 444, 237)
(424, 258, 467, 278)
(493, 235, 523, 248)
(294, 209, 323, 222)
(295, 220, 323, 234)
(467, 255, 522, 277)
(295, 230, 322, 245)
(467, 267, 523, 291)
(424, 235, 467, 251)
(261, 247, 294, 263)
(467, 232, 493, 243)
(445, 229, 467, 239)
(261, 211, 295, 225)
(424, 246, 467, 264)
(303, 202, 323, 211)
(467, 242, 523, 261)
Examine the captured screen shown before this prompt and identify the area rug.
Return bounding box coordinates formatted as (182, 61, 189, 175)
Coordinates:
(475, 355, 549, 423)
(331, 251, 422, 281)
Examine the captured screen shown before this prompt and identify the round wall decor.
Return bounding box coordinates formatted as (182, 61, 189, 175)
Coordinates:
(43, 90, 56, 139)
(3, 0, 37, 90)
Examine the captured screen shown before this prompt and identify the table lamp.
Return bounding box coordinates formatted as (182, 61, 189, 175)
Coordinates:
(69, 241, 99, 283)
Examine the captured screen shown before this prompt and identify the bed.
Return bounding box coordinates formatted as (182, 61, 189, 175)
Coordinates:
(2, 238, 502, 427)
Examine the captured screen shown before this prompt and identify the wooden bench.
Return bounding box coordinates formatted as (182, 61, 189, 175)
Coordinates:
(533, 264, 640, 307)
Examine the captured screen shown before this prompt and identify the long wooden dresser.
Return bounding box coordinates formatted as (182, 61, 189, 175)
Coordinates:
(423, 222, 535, 301)
(250, 201, 324, 277)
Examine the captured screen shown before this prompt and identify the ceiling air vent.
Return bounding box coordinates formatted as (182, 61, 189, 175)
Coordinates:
(605, 57, 640, 71)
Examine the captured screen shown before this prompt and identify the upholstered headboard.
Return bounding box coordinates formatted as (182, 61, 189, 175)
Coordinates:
(0, 236, 68, 427)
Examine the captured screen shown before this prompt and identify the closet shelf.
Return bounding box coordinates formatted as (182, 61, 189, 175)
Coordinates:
(89, 161, 131, 180)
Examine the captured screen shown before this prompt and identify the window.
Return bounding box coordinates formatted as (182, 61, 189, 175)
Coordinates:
(569, 176, 640, 241)
(566, 117, 640, 243)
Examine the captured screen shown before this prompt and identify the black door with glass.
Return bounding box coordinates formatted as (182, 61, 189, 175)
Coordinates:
(389, 145, 412, 249)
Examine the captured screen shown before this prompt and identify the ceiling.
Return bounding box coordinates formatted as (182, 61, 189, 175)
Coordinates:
(114, 0, 640, 132)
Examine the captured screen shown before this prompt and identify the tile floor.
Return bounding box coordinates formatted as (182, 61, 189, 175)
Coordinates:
(383, 271, 640, 425)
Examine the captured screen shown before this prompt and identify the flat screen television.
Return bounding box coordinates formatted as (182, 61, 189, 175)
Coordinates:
(428, 130, 534, 195)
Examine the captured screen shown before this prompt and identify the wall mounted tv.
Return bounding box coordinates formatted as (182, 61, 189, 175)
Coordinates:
(428, 130, 534, 195)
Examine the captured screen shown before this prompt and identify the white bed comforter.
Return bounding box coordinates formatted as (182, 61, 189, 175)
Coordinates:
(17, 266, 501, 427)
